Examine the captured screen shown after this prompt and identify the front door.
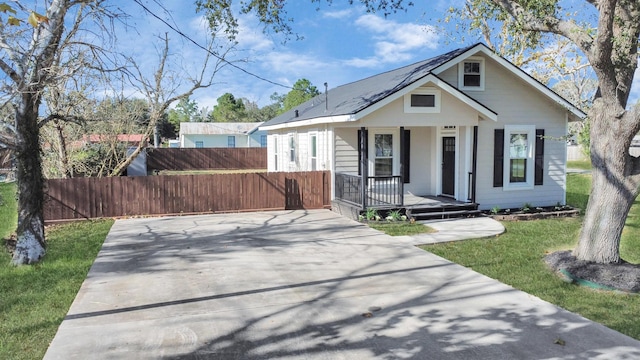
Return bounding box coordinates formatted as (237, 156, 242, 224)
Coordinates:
(442, 136, 455, 196)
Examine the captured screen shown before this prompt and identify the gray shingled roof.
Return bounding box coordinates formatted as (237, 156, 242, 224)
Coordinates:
(262, 44, 477, 128)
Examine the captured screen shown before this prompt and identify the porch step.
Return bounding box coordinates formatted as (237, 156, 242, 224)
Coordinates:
(406, 203, 480, 221)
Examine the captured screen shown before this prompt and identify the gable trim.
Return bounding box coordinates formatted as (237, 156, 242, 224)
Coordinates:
(353, 73, 498, 122)
(432, 43, 586, 119)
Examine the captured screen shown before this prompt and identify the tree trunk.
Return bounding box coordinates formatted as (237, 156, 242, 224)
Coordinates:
(573, 168, 634, 263)
(54, 119, 72, 178)
(573, 102, 640, 264)
(12, 93, 46, 265)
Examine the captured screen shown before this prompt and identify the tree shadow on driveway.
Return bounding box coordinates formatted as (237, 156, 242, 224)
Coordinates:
(45, 210, 640, 360)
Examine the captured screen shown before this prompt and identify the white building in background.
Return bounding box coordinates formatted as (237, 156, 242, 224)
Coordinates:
(179, 122, 266, 148)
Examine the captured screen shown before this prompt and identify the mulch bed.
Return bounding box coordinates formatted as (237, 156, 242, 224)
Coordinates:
(545, 250, 640, 293)
(485, 207, 579, 221)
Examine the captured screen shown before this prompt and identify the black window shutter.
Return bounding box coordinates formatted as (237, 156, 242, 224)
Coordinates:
(494, 129, 504, 187)
(535, 129, 545, 185)
(403, 129, 410, 183)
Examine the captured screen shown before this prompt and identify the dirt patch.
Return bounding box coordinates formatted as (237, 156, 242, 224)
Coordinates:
(545, 250, 640, 293)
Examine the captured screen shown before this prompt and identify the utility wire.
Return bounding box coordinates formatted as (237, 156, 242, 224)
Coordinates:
(132, 0, 293, 91)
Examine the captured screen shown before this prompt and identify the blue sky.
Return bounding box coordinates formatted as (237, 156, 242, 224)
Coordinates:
(12, 0, 626, 111)
(117, 1, 468, 110)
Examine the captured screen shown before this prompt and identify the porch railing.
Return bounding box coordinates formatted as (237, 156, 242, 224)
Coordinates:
(335, 172, 403, 209)
(334, 173, 363, 207)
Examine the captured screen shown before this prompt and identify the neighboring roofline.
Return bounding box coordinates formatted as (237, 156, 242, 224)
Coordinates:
(247, 122, 265, 134)
(180, 122, 264, 135)
(432, 43, 587, 119)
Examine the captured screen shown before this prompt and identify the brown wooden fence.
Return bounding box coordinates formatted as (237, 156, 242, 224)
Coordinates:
(44, 171, 331, 222)
(147, 148, 266, 171)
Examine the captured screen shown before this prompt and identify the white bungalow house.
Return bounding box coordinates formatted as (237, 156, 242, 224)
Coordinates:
(180, 122, 266, 148)
(259, 43, 586, 217)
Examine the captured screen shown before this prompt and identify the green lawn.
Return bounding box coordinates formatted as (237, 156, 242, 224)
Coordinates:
(424, 173, 640, 340)
(0, 182, 17, 240)
(0, 182, 113, 360)
(567, 159, 592, 170)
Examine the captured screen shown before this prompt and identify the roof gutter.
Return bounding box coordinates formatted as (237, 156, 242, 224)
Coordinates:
(259, 114, 357, 131)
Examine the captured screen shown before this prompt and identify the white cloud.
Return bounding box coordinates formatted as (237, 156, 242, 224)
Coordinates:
(235, 16, 274, 52)
(322, 8, 355, 19)
(345, 14, 440, 68)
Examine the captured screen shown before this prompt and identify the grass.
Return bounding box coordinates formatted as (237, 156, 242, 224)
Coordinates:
(368, 221, 435, 236)
(423, 173, 640, 340)
(567, 159, 592, 170)
(0, 183, 114, 360)
(0, 182, 17, 240)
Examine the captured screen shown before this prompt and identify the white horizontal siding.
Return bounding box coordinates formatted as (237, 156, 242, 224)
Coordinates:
(334, 128, 358, 174)
(448, 54, 570, 209)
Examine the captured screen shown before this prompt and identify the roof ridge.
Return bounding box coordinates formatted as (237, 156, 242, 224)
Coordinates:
(330, 43, 481, 91)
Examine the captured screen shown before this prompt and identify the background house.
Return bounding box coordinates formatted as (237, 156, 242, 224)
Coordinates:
(179, 122, 266, 148)
(260, 43, 586, 213)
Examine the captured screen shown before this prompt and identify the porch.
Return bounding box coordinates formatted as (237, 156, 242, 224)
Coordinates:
(333, 172, 480, 221)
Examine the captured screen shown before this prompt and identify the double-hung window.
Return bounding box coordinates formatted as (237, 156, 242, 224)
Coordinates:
(459, 57, 485, 90)
(195, 141, 204, 148)
(289, 135, 296, 162)
(273, 137, 279, 171)
(309, 133, 317, 171)
(504, 125, 535, 189)
(227, 136, 236, 148)
(374, 134, 393, 177)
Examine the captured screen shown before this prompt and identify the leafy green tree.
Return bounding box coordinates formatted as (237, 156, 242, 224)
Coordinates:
(270, 79, 320, 114)
(212, 93, 247, 122)
(283, 79, 320, 113)
(243, 98, 279, 122)
(167, 97, 201, 135)
(199, 0, 640, 264)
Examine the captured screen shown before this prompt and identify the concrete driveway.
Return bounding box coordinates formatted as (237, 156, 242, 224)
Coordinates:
(44, 210, 640, 359)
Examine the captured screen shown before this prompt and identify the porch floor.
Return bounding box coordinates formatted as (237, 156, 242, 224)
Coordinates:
(403, 194, 470, 208)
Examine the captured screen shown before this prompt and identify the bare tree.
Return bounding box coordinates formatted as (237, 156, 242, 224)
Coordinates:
(108, 32, 232, 176)
(0, 1, 120, 265)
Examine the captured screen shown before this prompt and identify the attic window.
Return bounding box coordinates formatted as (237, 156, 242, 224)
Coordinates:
(411, 94, 435, 107)
(458, 57, 485, 91)
(404, 88, 440, 113)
